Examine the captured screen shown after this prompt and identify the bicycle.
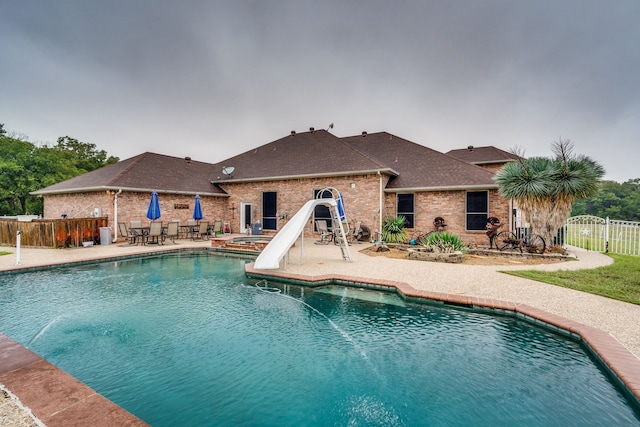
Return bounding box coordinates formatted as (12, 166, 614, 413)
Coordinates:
(411, 217, 447, 245)
(495, 231, 546, 254)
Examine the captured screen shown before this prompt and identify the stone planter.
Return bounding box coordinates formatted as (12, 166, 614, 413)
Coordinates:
(407, 249, 464, 263)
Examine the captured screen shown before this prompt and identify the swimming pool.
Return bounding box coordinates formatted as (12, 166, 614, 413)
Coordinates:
(0, 251, 638, 426)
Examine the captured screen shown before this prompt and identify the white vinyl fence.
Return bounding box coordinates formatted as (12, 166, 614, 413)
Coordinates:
(561, 215, 640, 256)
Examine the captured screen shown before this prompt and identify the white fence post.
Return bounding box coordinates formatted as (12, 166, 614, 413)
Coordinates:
(605, 217, 610, 253)
(16, 230, 21, 265)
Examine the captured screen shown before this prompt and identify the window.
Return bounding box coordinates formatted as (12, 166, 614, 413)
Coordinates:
(262, 192, 277, 230)
(396, 194, 414, 228)
(466, 191, 488, 230)
(313, 189, 333, 230)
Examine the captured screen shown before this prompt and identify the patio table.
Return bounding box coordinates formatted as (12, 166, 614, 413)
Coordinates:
(129, 226, 149, 245)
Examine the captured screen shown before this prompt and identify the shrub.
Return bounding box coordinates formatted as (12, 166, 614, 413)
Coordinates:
(382, 216, 409, 243)
(419, 232, 464, 253)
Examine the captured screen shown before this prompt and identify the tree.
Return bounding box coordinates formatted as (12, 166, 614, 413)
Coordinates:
(0, 123, 119, 216)
(571, 179, 640, 221)
(0, 135, 37, 214)
(55, 136, 119, 172)
(494, 138, 605, 250)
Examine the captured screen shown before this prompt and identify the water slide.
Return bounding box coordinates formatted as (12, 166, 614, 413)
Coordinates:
(253, 198, 351, 269)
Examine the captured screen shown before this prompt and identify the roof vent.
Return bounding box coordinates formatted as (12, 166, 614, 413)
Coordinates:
(467, 145, 474, 151)
(185, 156, 192, 164)
(309, 127, 315, 133)
(362, 131, 367, 137)
(291, 130, 296, 136)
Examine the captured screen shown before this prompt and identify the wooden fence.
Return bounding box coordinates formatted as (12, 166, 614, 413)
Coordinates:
(0, 217, 109, 248)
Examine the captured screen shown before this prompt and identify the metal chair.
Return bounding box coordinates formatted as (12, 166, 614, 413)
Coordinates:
(315, 220, 332, 244)
(193, 221, 209, 240)
(166, 221, 179, 244)
(118, 222, 138, 245)
(211, 220, 223, 236)
(146, 221, 164, 245)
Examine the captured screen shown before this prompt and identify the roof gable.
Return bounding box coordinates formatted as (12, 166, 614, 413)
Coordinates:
(208, 130, 391, 183)
(33, 152, 225, 195)
(342, 132, 497, 190)
(446, 145, 520, 165)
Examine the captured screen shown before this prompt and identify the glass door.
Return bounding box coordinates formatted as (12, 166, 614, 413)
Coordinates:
(241, 202, 252, 234)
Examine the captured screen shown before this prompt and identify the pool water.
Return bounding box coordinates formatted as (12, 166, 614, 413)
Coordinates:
(0, 252, 638, 426)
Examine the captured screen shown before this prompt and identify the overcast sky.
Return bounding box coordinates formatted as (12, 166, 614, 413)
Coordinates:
(1, 1, 638, 182)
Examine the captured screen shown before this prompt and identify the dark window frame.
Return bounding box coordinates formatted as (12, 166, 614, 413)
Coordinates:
(313, 189, 333, 231)
(262, 191, 277, 230)
(466, 190, 488, 231)
(396, 193, 415, 229)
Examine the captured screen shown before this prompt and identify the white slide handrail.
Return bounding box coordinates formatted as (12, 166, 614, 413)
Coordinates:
(253, 198, 351, 269)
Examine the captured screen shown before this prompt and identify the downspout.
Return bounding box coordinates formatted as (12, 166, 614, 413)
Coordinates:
(378, 171, 383, 241)
(112, 189, 122, 242)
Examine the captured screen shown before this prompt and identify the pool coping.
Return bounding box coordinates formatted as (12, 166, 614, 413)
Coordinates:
(245, 263, 640, 408)
(0, 333, 149, 426)
(0, 248, 223, 426)
(1, 249, 638, 425)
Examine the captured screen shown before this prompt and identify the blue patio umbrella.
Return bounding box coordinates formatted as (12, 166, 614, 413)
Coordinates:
(146, 190, 161, 220)
(337, 192, 346, 222)
(193, 194, 203, 221)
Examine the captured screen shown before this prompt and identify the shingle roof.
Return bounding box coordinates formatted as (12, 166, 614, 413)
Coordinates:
(34, 132, 502, 196)
(32, 152, 225, 196)
(445, 145, 520, 165)
(208, 130, 394, 183)
(208, 130, 496, 190)
(342, 133, 497, 190)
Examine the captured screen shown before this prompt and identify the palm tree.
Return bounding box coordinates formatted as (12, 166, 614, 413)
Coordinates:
(494, 139, 605, 250)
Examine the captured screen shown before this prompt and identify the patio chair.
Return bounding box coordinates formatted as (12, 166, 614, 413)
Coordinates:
(315, 220, 332, 244)
(118, 222, 138, 245)
(130, 220, 142, 228)
(350, 221, 363, 243)
(165, 221, 179, 244)
(146, 221, 164, 245)
(193, 221, 209, 240)
(212, 220, 223, 236)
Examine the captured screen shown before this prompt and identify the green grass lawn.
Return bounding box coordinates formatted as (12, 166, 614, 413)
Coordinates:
(0, 251, 11, 256)
(503, 254, 640, 305)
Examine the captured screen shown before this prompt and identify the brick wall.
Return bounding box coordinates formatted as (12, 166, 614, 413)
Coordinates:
(42, 176, 511, 246)
(220, 174, 386, 237)
(384, 188, 510, 246)
(476, 163, 508, 174)
(43, 191, 227, 235)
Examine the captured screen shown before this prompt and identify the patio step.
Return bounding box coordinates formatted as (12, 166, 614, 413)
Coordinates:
(222, 241, 262, 252)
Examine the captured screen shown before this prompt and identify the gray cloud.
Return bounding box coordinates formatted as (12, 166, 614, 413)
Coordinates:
(2, 0, 638, 182)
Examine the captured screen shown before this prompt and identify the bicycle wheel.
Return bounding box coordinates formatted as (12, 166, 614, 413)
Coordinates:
(523, 234, 546, 254)
(495, 231, 517, 250)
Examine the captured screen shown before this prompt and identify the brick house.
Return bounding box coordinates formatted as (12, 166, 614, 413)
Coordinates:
(33, 129, 517, 245)
(446, 145, 523, 229)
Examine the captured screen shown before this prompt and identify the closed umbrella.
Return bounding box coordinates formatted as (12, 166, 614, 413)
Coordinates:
(146, 190, 161, 220)
(193, 194, 203, 221)
(337, 192, 346, 222)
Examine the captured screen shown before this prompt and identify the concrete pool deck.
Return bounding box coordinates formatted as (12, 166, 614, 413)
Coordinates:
(1, 237, 639, 425)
